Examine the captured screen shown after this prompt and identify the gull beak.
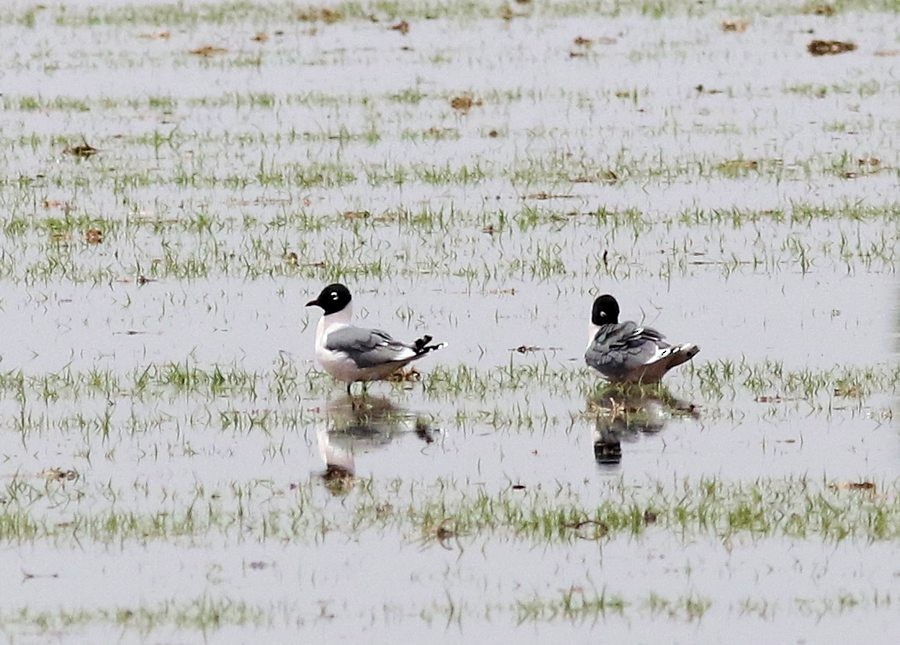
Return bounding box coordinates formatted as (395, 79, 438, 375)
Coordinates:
(305, 298, 319, 308)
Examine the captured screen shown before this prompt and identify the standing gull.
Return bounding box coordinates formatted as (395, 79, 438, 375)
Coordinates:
(306, 283, 445, 395)
(585, 294, 699, 383)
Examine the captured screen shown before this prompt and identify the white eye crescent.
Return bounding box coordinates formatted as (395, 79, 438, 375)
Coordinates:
(331, 292, 339, 300)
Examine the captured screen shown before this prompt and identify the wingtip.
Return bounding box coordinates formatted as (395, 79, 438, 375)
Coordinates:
(414, 335, 446, 354)
(426, 341, 447, 352)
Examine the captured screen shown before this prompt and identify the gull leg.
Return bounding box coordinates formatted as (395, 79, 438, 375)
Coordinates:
(348, 381, 361, 411)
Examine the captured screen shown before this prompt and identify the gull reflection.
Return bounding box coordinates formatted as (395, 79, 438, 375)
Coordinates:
(316, 395, 438, 494)
(587, 384, 699, 467)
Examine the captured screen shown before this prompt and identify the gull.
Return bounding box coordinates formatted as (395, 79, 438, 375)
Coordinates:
(585, 294, 699, 383)
(306, 283, 445, 395)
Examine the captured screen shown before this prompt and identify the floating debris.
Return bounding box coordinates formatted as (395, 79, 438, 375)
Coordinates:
(43, 199, 75, 213)
(423, 518, 459, 549)
(807, 40, 856, 56)
(297, 7, 343, 23)
(389, 20, 410, 35)
(22, 570, 60, 582)
(139, 30, 171, 40)
(829, 481, 876, 492)
(510, 345, 562, 353)
(85, 228, 103, 244)
(525, 192, 575, 200)
(41, 467, 79, 482)
(251, 32, 269, 43)
(189, 45, 228, 57)
(65, 141, 99, 158)
(804, 3, 835, 16)
(721, 20, 749, 33)
(570, 35, 595, 58)
(450, 94, 482, 113)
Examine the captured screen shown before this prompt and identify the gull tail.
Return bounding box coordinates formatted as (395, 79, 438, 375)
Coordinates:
(664, 343, 699, 370)
(635, 343, 700, 383)
(412, 335, 447, 357)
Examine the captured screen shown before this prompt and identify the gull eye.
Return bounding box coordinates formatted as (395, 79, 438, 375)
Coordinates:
(331, 292, 339, 300)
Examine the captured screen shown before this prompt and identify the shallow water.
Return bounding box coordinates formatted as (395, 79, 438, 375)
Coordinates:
(0, 0, 897, 642)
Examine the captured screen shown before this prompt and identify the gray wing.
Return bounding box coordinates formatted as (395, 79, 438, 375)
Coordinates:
(585, 321, 669, 380)
(325, 326, 417, 368)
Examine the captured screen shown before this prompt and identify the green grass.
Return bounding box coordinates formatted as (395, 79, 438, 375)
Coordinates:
(0, 2, 896, 639)
(0, 596, 274, 632)
(2, 476, 897, 544)
(0, 199, 892, 285)
(688, 359, 900, 401)
(2, 587, 894, 634)
(0, 358, 893, 407)
(6, 0, 899, 28)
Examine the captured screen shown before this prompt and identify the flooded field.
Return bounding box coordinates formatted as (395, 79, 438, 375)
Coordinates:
(0, 0, 897, 642)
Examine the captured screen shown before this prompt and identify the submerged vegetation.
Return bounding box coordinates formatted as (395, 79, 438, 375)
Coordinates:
(0, 358, 893, 410)
(5, 0, 900, 27)
(2, 475, 897, 544)
(0, 0, 897, 640)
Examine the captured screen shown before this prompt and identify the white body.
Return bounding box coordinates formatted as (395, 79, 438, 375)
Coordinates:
(317, 427, 355, 473)
(587, 323, 600, 349)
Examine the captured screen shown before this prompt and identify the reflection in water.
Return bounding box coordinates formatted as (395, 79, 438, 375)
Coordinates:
(588, 384, 699, 467)
(316, 395, 437, 494)
(593, 419, 624, 465)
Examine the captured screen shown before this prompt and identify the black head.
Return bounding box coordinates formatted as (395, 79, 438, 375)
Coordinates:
(306, 283, 352, 315)
(591, 294, 620, 325)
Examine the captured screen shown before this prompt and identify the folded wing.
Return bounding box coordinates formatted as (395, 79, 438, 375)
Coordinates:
(325, 326, 419, 368)
(585, 321, 670, 381)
